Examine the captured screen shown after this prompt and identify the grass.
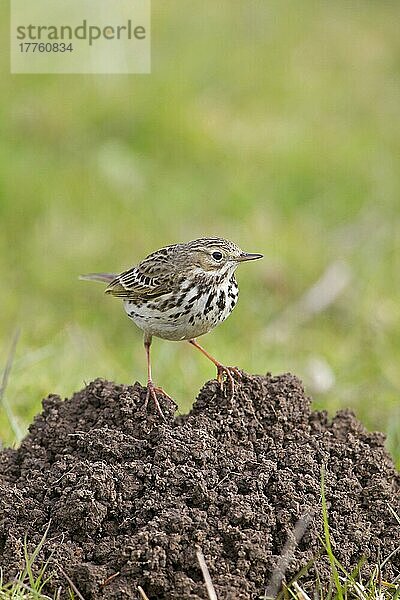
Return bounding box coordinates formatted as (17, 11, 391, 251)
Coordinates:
(1, 473, 398, 599)
(277, 470, 400, 600)
(1, 2, 399, 463)
(0, 524, 55, 599)
(1, 3, 399, 592)
(321, 466, 343, 599)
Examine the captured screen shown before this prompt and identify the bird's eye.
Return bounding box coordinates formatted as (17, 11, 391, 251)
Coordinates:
(212, 251, 223, 261)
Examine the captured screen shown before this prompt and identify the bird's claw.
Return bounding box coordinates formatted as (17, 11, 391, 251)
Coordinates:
(144, 381, 173, 420)
(215, 365, 242, 399)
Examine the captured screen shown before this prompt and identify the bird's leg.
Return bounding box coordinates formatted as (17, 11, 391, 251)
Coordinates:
(188, 339, 241, 399)
(143, 334, 172, 420)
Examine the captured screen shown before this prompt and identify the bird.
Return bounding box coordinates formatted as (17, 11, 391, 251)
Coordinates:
(80, 237, 263, 418)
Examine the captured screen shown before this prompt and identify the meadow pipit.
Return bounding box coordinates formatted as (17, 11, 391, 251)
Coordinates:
(81, 237, 263, 417)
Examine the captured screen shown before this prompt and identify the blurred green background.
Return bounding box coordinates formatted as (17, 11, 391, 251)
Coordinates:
(1, 1, 399, 464)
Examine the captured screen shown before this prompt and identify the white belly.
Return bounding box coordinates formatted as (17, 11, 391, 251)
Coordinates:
(123, 279, 238, 341)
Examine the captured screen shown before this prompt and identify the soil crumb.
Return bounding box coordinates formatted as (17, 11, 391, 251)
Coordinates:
(0, 373, 399, 599)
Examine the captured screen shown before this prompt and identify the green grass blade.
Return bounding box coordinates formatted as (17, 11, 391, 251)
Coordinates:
(320, 465, 344, 600)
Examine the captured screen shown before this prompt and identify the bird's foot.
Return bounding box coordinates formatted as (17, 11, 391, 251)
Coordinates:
(215, 364, 242, 400)
(144, 381, 173, 420)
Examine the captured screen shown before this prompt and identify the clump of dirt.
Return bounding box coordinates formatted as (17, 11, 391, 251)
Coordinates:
(0, 373, 399, 599)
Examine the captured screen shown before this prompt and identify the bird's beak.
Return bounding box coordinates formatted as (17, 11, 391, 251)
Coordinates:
(236, 252, 263, 262)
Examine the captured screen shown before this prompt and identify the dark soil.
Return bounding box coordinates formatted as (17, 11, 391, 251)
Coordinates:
(0, 373, 399, 599)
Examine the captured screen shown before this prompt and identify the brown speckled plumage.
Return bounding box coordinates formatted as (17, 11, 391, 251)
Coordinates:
(81, 237, 263, 417)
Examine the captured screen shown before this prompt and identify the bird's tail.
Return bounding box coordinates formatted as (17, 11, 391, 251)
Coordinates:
(79, 272, 117, 283)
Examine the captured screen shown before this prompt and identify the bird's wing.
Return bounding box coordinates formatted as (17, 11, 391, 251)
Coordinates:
(105, 251, 177, 300)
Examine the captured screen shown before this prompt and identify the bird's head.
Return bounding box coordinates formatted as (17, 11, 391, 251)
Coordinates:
(182, 238, 263, 277)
